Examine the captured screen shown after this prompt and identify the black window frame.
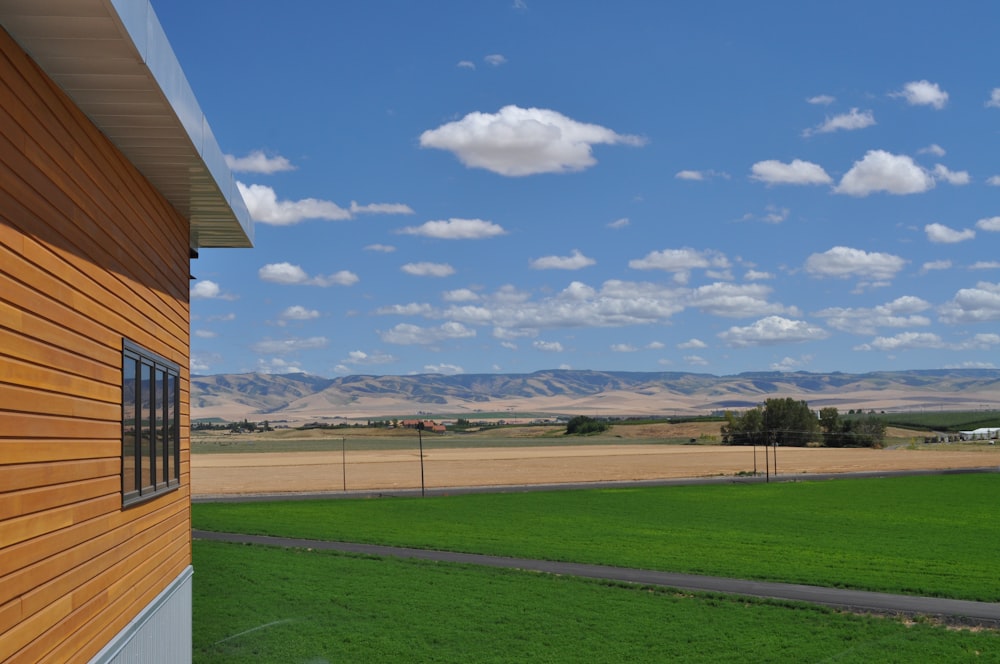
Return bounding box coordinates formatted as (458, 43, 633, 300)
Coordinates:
(122, 339, 181, 507)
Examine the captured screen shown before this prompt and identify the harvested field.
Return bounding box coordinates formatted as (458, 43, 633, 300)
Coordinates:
(190, 443, 999, 496)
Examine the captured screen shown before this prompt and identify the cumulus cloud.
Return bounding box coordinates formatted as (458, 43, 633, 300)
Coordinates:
(610, 343, 637, 353)
(380, 321, 476, 345)
(976, 217, 1000, 232)
(533, 340, 564, 352)
(401, 262, 456, 277)
(688, 282, 793, 318)
(719, 316, 829, 347)
(988, 176, 1000, 187)
(804, 246, 906, 281)
(375, 303, 434, 316)
(919, 144, 946, 157)
(419, 105, 645, 176)
(932, 164, 970, 186)
(280, 305, 321, 321)
(258, 262, 359, 286)
(675, 169, 729, 181)
(399, 218, 506, 239)
(193, 329, 217, 339)
(251, 336, 328, 354)
(678, 338, 707, 349)
(925, 223, 975, 244)
(835, 150, 934, 196)
(424, 363, 465, 375)
(816, 296, 932, 335)
(340, 349, 396, 367)
(443, 288, 480, 302)
(750, 159, 832, 186)
(457, 60, 476, 69)
(971, 262, 1000, 270)
(939, 282, 1000, 323)
(225, 150, 295, 174)
(894, 80, 948, 109)
(530, 249, 596, 270)
(802, 108, 875, 137)
(684, 355, 709, 366)
(742, 205, 790, 224)
(771, 355, 812, 371)
(256, 358, 304, 374)
(607, 217, 630, 229)
(921, 260, 952, 273)
(365, 244, 396, 253)
(484, 54, 507, 66)
(745, 269, 774, 280)
(238, 182, 412, 225)
(855, 332, 944, 352)
(628, 247, 730, 283)
(190, 280, 235, 300)
(988, 88, 1000, 109)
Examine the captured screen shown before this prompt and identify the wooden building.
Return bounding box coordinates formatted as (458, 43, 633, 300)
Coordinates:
(0, 1, 252, 661)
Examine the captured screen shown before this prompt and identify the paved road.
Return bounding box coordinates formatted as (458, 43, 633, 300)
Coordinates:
(193, 529, 1000, 626)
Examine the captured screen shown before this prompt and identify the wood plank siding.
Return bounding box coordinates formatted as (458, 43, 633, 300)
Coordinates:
(0, 21, 193, 663)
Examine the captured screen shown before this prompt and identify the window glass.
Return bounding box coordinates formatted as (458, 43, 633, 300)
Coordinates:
(122, 355, 138, 499)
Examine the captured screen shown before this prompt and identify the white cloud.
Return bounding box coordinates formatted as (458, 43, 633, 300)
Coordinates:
(376, 302, 434, 316)
(380, 321, 476, 345)
(742, 205, 790, 224)
(806, 94, 835, 105)
(341, 349, 396, 366)
(988, 176, 1000, 187)
(855, 332, 944, 352)
(835, 150, 934, 196)
(678, 338, 706, 349)
(745, 269, 774, 281)
(919, 144, 946, 157)
(804, 246, 906, 281)
(533, 340, 564, 352)
(190, 280, 234, 300)
(771, 355, 813, 371)
(921, 260, 952, 273)
(256, 358, 304, 374)
(443, 288, 480, 302)
(194, 329, 217, 339)
(259, 262, 359, 286)
(688, 282, 793, 318)
(976, 217, 1000, 232)
(399, 218, 506, 239)
(987, 88, 1000, 109)
(675, 169, 729, 181)
(646, 341, 665, 350)
(932, 164, 970, 186)
(419, 105, 645, 176)
(970, 261, 1000, 270)
(280, 305, 321, 321)
(803, 108, 875, 137)
(401, 262, 456, 277)
(607, 217, 630, 229)
(953, 333, 1000, 350)
(237, 182, 412, 225)
(628, 247, 730, 283)
(530, 249, 596, 270)
(610, 343, 637, 353)
(251, 336, 328, 354)
(816, 296, 932, 335)
(424, 363, 465, 375)
(684, 355, 709, 366)
(719, 316, 829, 347)
(894, 80, 949, 109)
(225, 150, 296, 174)
(457, 60, 476, 70)
(484, 54, 507, 66)
(925, 223, 975, 244)
(365, 244, 396, 253)
(750, 159, 832, 185)
(939, 282, 1000, 323)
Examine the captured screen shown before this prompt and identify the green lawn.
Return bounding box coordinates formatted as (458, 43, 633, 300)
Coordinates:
(193, 540, 999, 663)
(193, 474, 1000, 601)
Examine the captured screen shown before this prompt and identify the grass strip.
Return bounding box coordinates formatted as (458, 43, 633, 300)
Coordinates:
(193, 540, 999, 663)
(193, 474, 1000, 601)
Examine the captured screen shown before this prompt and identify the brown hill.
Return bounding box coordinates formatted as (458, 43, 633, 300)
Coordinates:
(190, 369, 1000, 422)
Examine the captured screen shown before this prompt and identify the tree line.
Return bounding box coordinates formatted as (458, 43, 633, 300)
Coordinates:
(721, 398, 886, 448)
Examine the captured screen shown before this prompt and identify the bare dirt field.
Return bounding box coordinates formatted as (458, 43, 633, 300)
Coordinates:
(191, 443, 999, 496)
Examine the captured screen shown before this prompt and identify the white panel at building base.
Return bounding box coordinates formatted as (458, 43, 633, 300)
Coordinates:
(90, 566, 193, 664)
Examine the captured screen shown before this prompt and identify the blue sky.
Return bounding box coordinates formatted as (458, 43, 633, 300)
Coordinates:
(157, 1, 1000, 378)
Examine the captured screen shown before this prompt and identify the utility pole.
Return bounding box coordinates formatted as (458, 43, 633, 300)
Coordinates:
(417, 422, 425, 497)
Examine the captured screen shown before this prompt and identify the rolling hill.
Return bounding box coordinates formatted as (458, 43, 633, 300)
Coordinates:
(190, 368, 1000, 422)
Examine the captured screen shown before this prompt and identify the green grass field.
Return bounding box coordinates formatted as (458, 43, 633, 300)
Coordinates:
(193, 540, 999, 663)
(193, 474, 1000, 602)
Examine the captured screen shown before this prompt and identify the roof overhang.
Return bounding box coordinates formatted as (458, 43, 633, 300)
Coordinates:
(0, 0, 253, 249)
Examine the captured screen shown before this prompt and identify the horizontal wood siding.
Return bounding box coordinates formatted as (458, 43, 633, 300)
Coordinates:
(0, 24, 194, 663)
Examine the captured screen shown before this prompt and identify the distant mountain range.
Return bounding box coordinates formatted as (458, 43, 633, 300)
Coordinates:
(190, 368, 1000, 422)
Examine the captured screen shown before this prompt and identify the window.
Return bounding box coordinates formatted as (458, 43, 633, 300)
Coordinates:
(122, 340, 180, 506)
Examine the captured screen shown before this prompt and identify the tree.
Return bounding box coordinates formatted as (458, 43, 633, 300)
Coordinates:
(721, 398, 818, 446)
(565, 415, 609, 435)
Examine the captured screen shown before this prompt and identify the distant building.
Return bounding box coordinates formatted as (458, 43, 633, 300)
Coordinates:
(959, 428, 1000, 441)
(0, 2, 251, 661)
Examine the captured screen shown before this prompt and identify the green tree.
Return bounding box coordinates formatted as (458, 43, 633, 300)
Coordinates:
(565, 416, 609, 435)
(722, 398, 818, 446)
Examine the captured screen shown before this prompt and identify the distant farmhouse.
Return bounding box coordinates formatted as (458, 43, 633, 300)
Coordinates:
(0, 1, 251, 661)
